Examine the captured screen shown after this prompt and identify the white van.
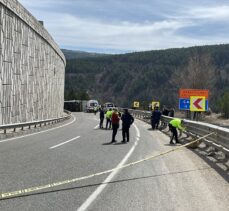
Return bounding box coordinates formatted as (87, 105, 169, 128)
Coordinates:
(103, 102, 115, 112)
(86, 100, 99, 112)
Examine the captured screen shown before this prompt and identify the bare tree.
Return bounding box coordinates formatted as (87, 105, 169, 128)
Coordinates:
(170, 52, 216, 91)
(169, 52, 216, 119)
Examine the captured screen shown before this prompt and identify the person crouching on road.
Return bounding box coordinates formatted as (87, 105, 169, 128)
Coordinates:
(168, 118, 185, 144)
(121, 109, 134, 143)
(111, 108, 120, 143)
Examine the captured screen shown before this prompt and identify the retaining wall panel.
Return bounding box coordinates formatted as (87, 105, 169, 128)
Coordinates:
(0, 1, 65, 124)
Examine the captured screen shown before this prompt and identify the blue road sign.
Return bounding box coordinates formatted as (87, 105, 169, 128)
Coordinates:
(179, 98, 190, 110)
(179, 98, 208, 111)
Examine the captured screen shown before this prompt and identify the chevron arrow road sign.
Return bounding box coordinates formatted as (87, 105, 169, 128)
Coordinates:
(190, 96, 206, 111)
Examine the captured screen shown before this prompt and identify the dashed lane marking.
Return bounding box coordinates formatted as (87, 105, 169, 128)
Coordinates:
(49, 136, 81, 149)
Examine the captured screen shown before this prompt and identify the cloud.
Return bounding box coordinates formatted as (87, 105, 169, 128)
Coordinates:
(18, 0, 229, 53)
(43, 12, 195, 51)
(189, 6, 229, 20)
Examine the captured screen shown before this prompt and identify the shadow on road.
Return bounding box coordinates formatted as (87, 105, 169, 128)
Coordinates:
(164, 144, 178, 146)
(102, 142, 114, 145)
(102, 142, 127, 145)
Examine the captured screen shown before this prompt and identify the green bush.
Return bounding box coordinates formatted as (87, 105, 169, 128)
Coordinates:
(219, 91, 229, 118)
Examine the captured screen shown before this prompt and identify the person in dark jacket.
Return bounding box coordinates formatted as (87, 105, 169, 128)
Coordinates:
(151, 106, 161, 129)
(169, 108, 175, 117)
(121, 109, 134, 143)
(162, 106, 169, 116)
(161, 106, 170, 129)
(99, 108, 104, 128)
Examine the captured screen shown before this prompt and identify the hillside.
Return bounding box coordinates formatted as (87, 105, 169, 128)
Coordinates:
(61, 49, 107, 60)
(64, 44, 229, 111)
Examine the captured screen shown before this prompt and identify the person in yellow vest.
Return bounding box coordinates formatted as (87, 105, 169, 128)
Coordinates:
(105, 108, 113, 129)
(168, 118, 185, 144)
(94, 106, 98, 115)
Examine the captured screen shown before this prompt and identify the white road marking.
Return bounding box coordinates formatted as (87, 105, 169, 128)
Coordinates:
(77, 123, 141, 211)
(49, 136, 80, 149)
(133, 122, 140, 138)
(94, 124, 99, 129)
(0, 115, 76, 144)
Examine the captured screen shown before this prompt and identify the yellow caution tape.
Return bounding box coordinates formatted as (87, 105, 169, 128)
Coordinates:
(0, 132, 215, 199)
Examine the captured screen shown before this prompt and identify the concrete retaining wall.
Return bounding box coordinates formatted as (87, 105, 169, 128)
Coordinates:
(0, 0, 66, 124)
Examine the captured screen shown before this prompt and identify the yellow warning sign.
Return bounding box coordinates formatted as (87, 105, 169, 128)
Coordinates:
(152, 101, 160, 109)
(190, 96, 206, 111)
(133, 101, 140, 108)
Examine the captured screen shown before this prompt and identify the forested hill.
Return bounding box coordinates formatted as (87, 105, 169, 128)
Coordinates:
(64, 44, 229, 111)
(61, 49, 107, 60)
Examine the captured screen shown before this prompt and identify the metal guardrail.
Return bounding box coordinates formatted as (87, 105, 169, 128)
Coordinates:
(0, 111, 71, 134)
(126, 109, 229, 156)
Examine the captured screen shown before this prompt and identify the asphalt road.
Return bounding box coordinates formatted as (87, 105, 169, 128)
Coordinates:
(0, 112, 228, 211)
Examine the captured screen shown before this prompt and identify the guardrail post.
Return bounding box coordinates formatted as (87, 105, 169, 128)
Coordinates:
(4, 129, 6, 134)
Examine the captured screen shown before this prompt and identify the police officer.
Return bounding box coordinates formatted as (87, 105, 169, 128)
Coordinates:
(121, 109, 134, 143)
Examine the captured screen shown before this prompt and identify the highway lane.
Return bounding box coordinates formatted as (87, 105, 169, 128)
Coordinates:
(0, 112, 228, 211)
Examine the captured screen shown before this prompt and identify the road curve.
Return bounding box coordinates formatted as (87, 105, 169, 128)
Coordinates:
(0, 112, 228, 211)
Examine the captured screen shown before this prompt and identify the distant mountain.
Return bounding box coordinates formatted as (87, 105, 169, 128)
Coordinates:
(64, 44, 229, 112)
(61, 49, 108, 60)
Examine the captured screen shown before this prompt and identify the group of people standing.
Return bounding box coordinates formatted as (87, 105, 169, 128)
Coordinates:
(98, 108, 134, 143)
(97, 105, 185, 145)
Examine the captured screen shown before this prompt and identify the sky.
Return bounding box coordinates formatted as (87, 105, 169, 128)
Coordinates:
(18, 0, 229, 54)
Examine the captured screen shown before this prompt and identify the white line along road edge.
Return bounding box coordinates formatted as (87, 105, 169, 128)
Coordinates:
(94, 124, 99, 129)
(0, 115, 76, 144)
(77, 123, 140, 211)
(49, 136, 81, 149)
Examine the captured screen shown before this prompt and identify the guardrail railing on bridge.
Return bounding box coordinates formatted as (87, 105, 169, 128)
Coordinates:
(0, 110, 71, 135)
(125, 109, 229, 156)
